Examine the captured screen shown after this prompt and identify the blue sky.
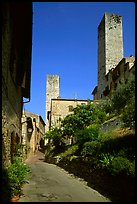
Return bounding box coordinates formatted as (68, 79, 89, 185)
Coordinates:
(24, 2, 135, 122)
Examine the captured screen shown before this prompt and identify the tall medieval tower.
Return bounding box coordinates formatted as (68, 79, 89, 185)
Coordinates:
(45, 75, 60, 132)
(97, 12, 124, 99)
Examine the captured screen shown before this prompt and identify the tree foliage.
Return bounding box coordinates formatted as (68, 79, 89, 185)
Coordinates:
(45, 127, 64, 147)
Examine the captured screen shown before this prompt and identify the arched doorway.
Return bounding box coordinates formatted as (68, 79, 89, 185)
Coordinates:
(10, 131, 16, 163)
(10, 132, 21, 162)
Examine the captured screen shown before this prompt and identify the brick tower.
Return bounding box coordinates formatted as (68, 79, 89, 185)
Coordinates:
(97, 12, 124, 99)
(45, 75, 60, 132)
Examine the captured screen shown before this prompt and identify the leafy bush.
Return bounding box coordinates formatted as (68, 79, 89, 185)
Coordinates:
(75, 125, 100, 146)
(98, 98, 113, 114)
(45, 127, 63, 147)
(73, 102, 107, 125)
(111, 75, 135, 114)
(99, 153, 114, 168)
(6, 157, 30, 197)
(98, 75, 135, 117)
(59, 144, 79, 159)
(122, 96, 135, 129)
(108, 156, 135, 177)
(61, 102, 107, 139)
(81, 141, 101, 157)
(61, 114, 83, 137)
(128, 160, 135, 177)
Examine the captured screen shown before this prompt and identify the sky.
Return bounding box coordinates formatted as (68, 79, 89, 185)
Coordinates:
(24, 2, 135, 122)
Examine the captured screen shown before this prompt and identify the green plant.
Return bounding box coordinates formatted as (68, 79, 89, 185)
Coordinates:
(108, 156, 135, 177)
(111, 75, 135, 114)
(122, 96, 135, 129)
(128, 160, 135, 177)
(75, 125, 100, 146)
(6, 157, 30, 197)
(81, 141, 101, 157)
(98, 98, 113, 114)
(45, 127, 63, 147)
(15, 143, 23, 157)
(61, 114, 83, 137)
(99, 153, 114, 168)
(58, 144, 79, 159)
(73, 102, 107, 125)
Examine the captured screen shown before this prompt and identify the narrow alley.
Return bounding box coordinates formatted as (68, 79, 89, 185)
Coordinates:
(19, 151, 111, 202)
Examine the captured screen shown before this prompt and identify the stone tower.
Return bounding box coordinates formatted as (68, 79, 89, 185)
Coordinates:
(45, 75, 60, 132)
(97, 12, 124, 99)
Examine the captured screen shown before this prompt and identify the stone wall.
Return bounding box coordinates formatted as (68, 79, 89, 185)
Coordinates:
(2, 3, 32, 167)
(2, 5, 22, 166)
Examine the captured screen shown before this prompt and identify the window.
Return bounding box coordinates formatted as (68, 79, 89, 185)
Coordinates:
(47, 111, 51, 120)
(68, 105, 73, 112)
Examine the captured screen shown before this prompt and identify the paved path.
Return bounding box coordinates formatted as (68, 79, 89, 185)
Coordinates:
(19, 151, 111, 202)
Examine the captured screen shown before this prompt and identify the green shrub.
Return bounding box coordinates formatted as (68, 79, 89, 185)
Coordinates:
(108, 156, 135, 177)
(6, 157, 30, 197)
(99, 153, 114, 168)
(122, 96, 135, 129)
(111, 75, 135, 114)
(61, 102, 107, 139)
(117, 148, 128, 158)
(74, 102, 107, 125)
(128, 160, 135, 177)
(45, 127, 63, 147)
(61, 114, 83, 137)
(59, 144, 79, 159)
(81, 141, 101, 157)
(75, 125, 100, 146)
(98, 98, 113, 114)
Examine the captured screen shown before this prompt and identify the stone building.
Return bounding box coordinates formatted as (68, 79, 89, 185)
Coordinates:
(45, 75, 60, 132)
(21, 111, 45, 157)
(45, 75, 92, 145)
(102, 56, 135, 98)
(49, 98, 89, 129)
(2, 3, 32, 166)
(92, 12, 135, 100)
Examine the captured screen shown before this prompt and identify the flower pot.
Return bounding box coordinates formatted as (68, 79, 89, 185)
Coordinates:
(10, 195, 20, 202)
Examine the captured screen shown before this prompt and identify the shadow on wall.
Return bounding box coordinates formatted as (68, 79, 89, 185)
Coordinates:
(2, 168, 12, 202)
(2, 138, 12, 202)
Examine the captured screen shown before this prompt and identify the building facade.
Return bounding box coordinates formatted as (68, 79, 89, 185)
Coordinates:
(49, 99, 89, 129)
(22, 111, 45, 157)
(103, 56, 135, 98)
(2, 2, 32, 166)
